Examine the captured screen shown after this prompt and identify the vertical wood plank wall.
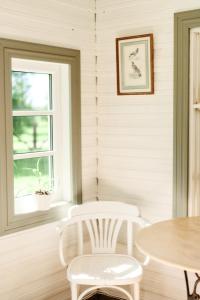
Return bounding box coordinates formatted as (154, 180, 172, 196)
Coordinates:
(95, 1, 200, 300)
(0, 1, 96, 299)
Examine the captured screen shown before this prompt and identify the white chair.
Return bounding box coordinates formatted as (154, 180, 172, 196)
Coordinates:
(57, 201, 149, 300)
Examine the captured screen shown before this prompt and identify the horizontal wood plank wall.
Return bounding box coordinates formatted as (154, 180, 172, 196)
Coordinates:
(95, 0, 200, 300)
(0, 0, 96, 299)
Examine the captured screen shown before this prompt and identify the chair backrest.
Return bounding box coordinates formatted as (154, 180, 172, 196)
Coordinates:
(67, 201, 141, 256)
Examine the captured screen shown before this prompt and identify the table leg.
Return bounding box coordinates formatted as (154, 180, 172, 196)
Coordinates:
(184, 271, 200, 299)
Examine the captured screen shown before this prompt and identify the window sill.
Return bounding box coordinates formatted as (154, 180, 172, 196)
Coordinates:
(1, 198, 75, 237)
(15, 194, 69, 215)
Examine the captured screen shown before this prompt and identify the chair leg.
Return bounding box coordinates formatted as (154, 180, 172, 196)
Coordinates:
(133, 282, 140, 300)
(71, 283, 78, 300)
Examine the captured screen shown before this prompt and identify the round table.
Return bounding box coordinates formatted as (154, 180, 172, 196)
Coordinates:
(136, 217, 200, 300)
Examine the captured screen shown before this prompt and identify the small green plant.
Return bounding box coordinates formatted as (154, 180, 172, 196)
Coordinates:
(25, 158, 52, 195)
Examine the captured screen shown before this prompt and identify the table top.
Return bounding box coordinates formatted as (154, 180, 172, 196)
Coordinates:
(136, 217, 200, 273)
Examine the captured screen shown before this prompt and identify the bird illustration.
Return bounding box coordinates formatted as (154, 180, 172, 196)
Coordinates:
(131, 61, 142, 77)
(129, 48, 139, 59)
(129, 48, 142, 78)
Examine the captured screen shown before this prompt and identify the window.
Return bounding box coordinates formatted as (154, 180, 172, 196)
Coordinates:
(0, 39, 82, 234)
(12, 59, 71, 214)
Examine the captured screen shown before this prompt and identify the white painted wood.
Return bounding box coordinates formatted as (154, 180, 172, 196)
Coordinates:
(71, 283, 78, 300)
(13, 111, 54, 116)
(77, 221, 83, 255)
(134, 283, 140, 300)
(13, 150, 54, 160)
(127, 221, 133, 256)
(58, 201, 147, 300)
(69, 200, 140, 217)
(58, 201, 146, 256)
(67, 254, 143, 285)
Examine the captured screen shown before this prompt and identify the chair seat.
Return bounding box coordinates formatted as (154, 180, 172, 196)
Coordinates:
(67, 254, 143, 286)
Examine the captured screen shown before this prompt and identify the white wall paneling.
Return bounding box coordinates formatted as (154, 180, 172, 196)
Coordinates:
(0, 0, 96, 299)
(1, 0, 200, 299)
(96, 1, 200, 300)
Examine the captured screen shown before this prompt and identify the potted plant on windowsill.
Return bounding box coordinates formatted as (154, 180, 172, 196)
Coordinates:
(34, 188, 54, 211)
(26, 158, 54, 211)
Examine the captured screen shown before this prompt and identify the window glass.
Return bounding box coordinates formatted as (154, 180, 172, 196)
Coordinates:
(12, 71, 52, 111)
(13, 116, 53, 154)
(14, 156, 54, 198)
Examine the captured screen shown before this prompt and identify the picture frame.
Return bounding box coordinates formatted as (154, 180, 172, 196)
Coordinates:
(116, 34, 154, 95)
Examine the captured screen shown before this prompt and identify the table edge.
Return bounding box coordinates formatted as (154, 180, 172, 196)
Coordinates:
(136, 237, 200, 274)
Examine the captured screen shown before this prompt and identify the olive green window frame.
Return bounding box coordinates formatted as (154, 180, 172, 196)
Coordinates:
(0, 38, 82, 235)
(174, 9, 200, 217)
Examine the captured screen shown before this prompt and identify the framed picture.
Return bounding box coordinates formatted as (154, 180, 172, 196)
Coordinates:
(116, 34, 154, 95)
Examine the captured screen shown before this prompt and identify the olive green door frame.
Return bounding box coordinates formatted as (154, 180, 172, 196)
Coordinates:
(174, 9, 200, 217)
